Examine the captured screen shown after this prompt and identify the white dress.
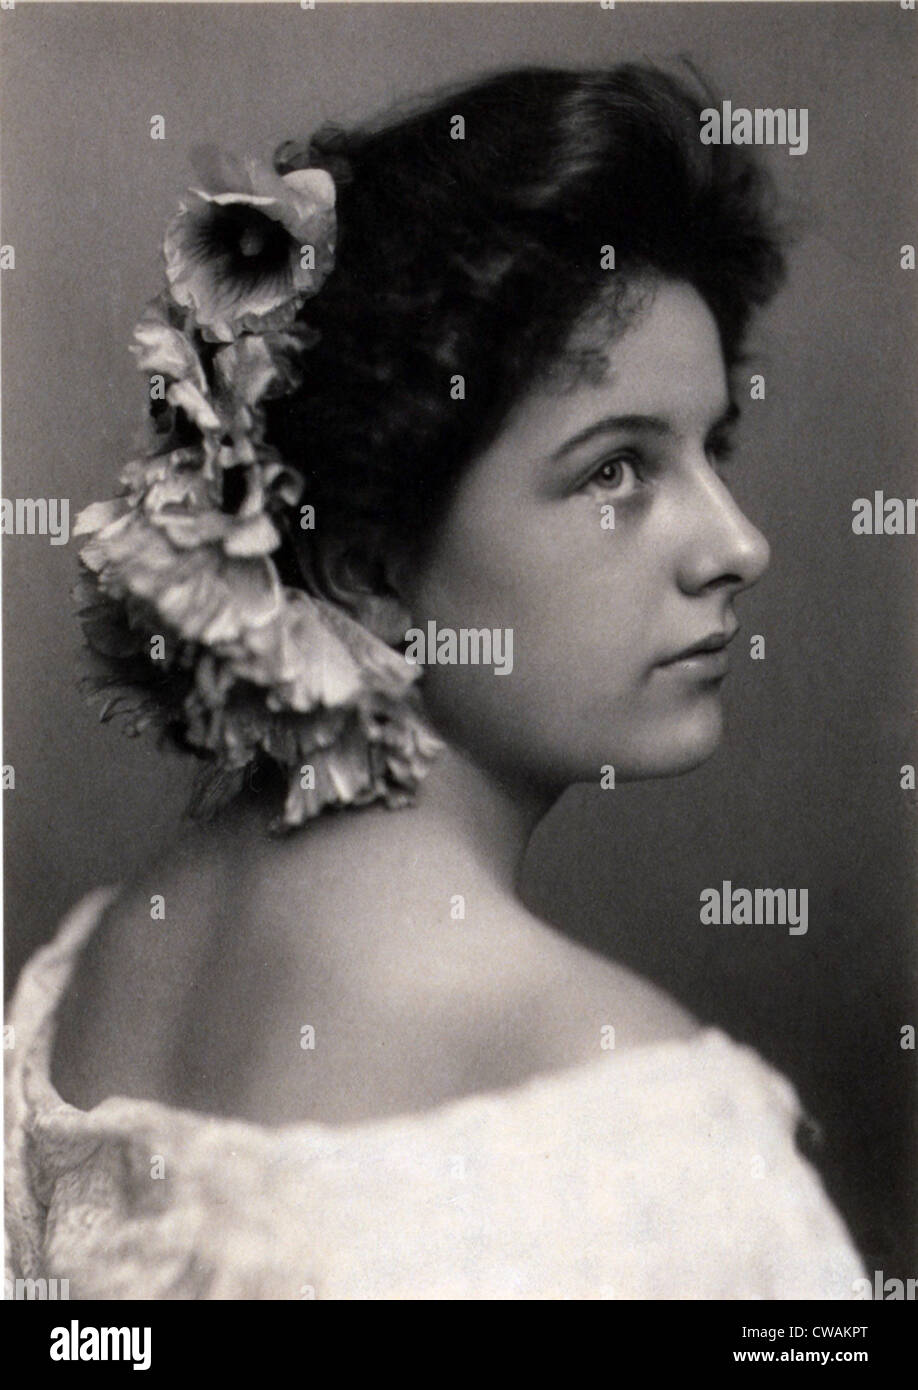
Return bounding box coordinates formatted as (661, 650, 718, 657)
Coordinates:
(5, 886, 866, 1300)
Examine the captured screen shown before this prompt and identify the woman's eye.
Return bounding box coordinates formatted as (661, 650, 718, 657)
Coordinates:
(586, 455, 640, 492)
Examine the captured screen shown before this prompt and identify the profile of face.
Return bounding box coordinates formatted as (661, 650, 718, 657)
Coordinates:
(399, 278, 771, 796)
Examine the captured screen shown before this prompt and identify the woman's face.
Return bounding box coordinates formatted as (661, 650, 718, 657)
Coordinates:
(403, 278, 770, 795)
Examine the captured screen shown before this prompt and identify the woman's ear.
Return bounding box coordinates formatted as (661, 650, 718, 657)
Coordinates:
(314, 537, 413, 646)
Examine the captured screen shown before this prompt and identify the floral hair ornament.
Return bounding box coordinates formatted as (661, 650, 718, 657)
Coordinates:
(73, 145, 442, 831)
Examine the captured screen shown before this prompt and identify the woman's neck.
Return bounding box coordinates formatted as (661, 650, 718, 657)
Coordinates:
(408, 743, 556, 895)
(229, 741, 562, 976)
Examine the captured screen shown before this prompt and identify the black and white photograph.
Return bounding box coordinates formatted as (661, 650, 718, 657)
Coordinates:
(1, 0, 915, 1344)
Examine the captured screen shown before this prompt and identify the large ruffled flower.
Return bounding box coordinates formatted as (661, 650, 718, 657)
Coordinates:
(163, 148, 336, 341)
(74, 146, 443, 829)
(75, 490, 442, 826)
(75, 480, 420, 709)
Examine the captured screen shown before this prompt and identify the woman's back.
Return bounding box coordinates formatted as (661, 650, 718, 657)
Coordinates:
(50, 795, 700, 1128)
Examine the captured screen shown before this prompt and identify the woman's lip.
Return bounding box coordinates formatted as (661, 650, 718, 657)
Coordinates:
(658, 647, 730, 678)
(658, 628, 738, 665)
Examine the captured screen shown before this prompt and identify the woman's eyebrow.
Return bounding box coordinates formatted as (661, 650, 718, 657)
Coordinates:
(549, 401, 741, 462)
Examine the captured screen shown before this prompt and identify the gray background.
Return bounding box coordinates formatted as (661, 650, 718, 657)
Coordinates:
(2, 3, 915, 1274)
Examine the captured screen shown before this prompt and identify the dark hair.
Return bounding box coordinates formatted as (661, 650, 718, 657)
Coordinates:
(267, 62, 787, 589)
(77, 62, 789, 823)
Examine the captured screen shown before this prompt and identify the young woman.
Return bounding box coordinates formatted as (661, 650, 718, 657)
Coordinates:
(6, 64, 865, 1298)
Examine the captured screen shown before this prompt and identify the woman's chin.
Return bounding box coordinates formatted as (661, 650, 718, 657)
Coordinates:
(598, 706, 726, 783)
(656, 718, 725, 776)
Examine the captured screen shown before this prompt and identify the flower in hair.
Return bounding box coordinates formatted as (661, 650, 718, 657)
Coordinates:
(73, 150, 441, 830)
(163, 146, 337, 342)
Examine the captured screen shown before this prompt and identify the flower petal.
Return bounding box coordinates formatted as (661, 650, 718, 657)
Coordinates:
(166, 379, 222, 433)
(213, 337, 279, 408)
(73, 498, 130, 537)
(131, 310, 206, 388)
(221, 512, 280, 557)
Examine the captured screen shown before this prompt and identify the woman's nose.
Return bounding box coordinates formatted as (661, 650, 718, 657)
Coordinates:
(675, 467, 771, 596)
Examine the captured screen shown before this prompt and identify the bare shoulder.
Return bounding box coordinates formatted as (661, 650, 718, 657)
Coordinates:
(518, 916, 701, 1062)
(50, 811, 247, 1112)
